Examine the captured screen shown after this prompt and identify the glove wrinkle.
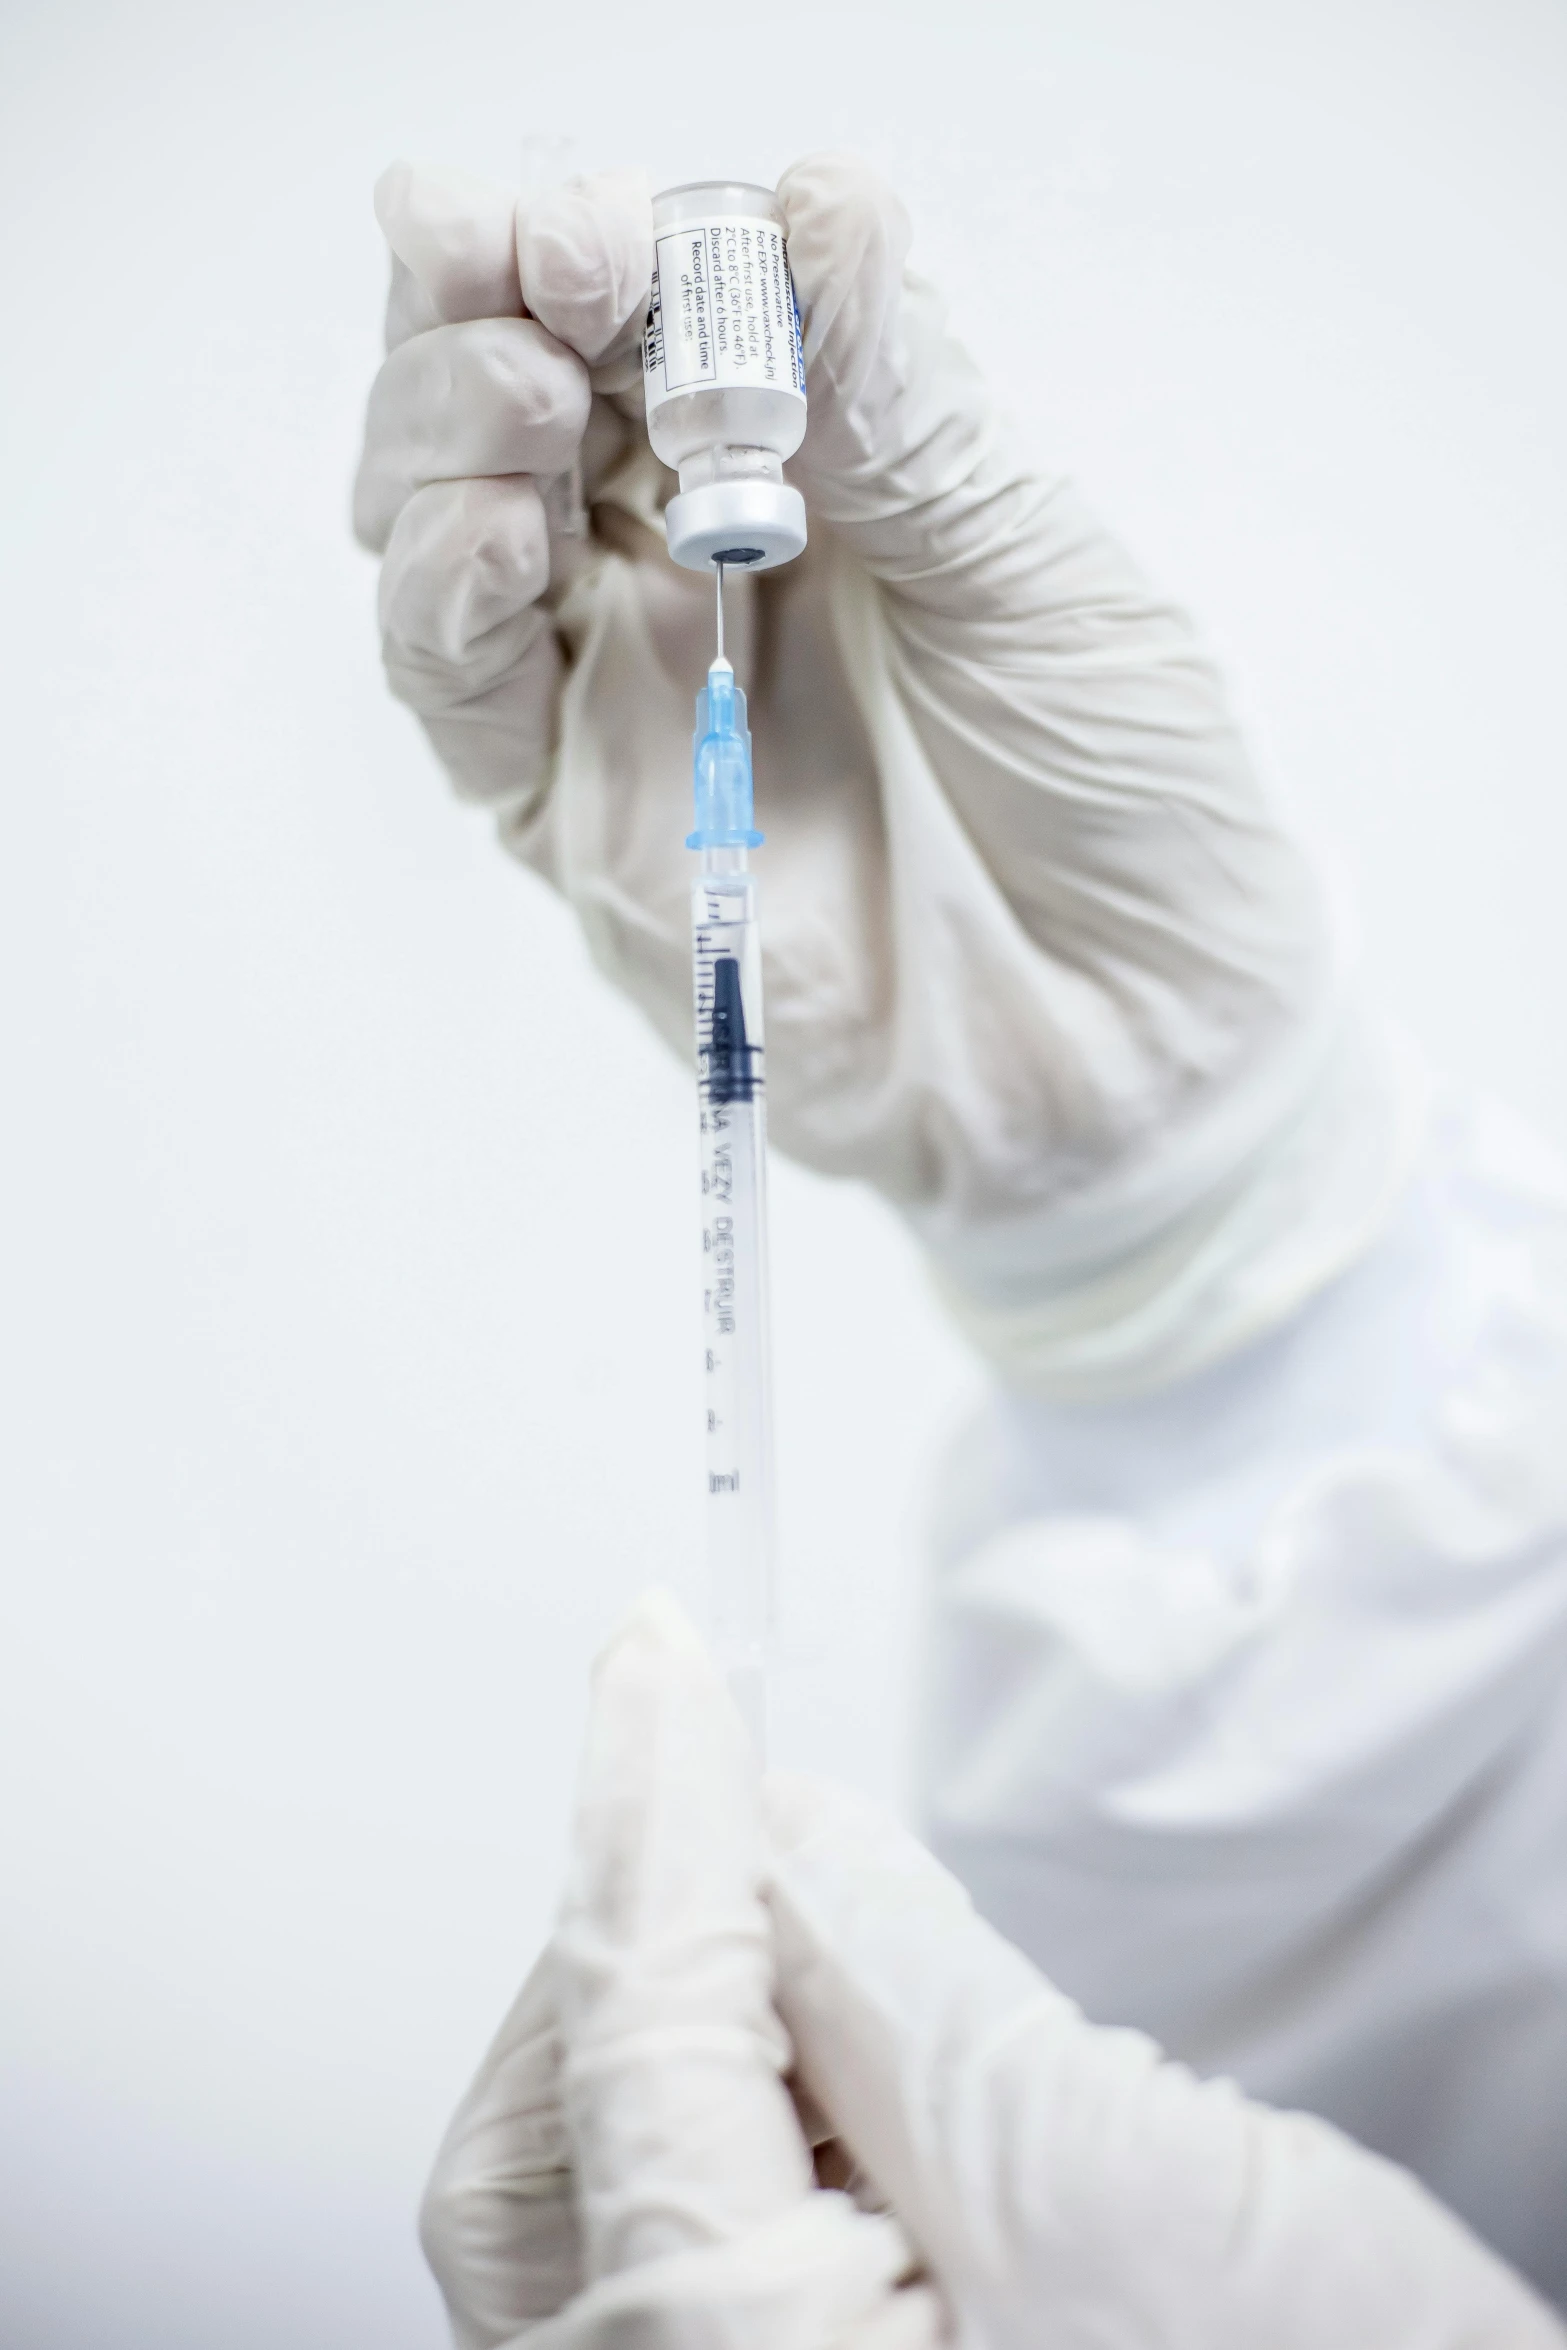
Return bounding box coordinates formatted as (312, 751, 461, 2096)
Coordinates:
(519, 2197, 921, 2350)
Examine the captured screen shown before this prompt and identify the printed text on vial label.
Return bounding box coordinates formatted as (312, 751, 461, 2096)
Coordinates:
(648, 221, 806, 400)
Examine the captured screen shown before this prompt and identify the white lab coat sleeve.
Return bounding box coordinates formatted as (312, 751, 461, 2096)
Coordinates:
(919, 1088, 1567, 2303)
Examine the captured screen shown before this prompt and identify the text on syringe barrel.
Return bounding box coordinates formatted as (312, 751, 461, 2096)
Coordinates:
(692, 868, 775, 1663)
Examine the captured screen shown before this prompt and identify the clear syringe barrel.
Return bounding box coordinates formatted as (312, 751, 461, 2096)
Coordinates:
(691, 850, 775, 1747)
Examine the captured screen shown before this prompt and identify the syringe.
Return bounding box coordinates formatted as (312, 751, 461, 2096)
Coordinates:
(689, 564, 776, 1748)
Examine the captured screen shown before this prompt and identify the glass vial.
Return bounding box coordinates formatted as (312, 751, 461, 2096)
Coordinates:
(643, 181, 808, 572)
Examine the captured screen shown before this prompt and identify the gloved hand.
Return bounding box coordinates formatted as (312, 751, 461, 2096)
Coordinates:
(355, 158, 1421, 1397)
(420, 1596, 1565, 2350)
(419, 1590, 935, 2350)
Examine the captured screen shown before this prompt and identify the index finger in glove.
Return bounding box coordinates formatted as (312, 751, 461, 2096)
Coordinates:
(555, 1591, 812, 2277)
(376, 158, 524, 345)
(376, 158, 652, 369)
(353, 317, 591, 553)
(516, 169, 653, 378)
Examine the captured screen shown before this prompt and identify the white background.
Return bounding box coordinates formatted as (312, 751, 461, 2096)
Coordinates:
(1, 1, 1564, 2342)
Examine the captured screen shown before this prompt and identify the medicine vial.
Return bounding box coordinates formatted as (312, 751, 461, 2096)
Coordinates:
(643, 181, 808, 572)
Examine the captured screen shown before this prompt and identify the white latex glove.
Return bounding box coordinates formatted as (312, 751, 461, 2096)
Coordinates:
(419, 1590, 936, 2350)
(421, 1596, 1564, 2350)
(354, 157, 1422, 1397)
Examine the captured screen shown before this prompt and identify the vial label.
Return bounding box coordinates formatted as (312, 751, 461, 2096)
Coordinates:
(645, 217, 806, 408)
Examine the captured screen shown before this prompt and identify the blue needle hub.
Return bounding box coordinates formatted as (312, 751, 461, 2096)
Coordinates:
(688, 657, 762, 850)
